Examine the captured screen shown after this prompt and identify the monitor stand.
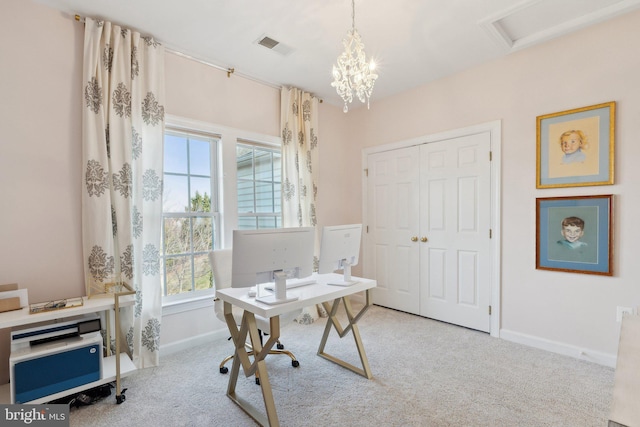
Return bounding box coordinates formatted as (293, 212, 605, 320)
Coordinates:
(326, 263, 357, 286)
(256, 271, 299, 305)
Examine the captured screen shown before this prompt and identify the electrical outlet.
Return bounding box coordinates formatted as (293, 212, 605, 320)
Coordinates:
(616, 306, 635, 322)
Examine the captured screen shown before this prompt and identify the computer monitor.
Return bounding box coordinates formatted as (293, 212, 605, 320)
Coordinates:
(232, 227, 315, 304)
(318, 224, 363, 286)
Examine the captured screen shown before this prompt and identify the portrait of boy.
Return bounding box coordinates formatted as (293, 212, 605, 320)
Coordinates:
(557, 216, 587, 249)
(546, 208, 598, 264)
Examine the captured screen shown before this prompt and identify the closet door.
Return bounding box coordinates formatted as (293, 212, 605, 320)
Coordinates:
(366, 146, 421, 314)
(419, 132, 491, 332)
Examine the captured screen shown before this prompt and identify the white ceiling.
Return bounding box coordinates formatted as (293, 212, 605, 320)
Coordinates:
(35, 0, 640, 109)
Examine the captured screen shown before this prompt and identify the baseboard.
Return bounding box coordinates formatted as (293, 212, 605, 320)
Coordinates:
(159, 329, 228, 358)
(500, 329, 617, 368)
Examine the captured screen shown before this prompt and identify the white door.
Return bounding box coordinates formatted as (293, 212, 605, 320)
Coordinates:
(365, 146, 421, 314)
(366, 132, 492, 332)
(419, 132, 491, 332)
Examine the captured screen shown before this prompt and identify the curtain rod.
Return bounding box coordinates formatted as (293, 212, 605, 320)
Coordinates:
(73, 14, 283, 91)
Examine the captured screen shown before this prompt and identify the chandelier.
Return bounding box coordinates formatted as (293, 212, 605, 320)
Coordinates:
(331, 0, 378, 113)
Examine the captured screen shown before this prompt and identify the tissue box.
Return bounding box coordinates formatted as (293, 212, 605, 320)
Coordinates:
(0, 284, 28, 313)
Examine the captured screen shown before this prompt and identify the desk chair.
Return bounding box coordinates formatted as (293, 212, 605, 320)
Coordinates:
(209, 249, 300, 382)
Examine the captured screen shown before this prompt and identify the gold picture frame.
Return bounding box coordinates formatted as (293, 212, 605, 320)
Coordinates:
(536, 102, 615, 189)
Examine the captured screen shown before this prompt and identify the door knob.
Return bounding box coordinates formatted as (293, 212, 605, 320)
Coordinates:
(421, 237, 428, 242)
(411, 236, 418, 242)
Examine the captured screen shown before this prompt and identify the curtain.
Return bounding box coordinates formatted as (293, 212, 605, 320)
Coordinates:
(281, 87, 323, 323)
(82, 17, 165, 368)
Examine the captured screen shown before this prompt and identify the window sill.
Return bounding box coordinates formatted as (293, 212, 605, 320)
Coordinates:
(162, 295, 214, 316)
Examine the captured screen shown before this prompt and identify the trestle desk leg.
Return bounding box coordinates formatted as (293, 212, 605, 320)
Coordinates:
(223, 302, 281, 426)
(317, 290, 373, 379)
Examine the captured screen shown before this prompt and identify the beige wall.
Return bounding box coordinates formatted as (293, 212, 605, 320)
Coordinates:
(348, 9, 640, 362)
(1, 0, 639, 372)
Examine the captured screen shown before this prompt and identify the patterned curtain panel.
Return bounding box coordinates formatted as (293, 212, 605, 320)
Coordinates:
(82, 17, 165, 368)
(281, 87, 323, 323)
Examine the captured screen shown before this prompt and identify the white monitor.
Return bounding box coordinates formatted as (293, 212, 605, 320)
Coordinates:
(318, 224, 363, 286)
(232, 227, 315, 304)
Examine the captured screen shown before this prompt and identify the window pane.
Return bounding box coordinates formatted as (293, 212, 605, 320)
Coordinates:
(237, 180, 254, 212)
(238, 217, 257, 230)
(164, 134, 188, 174)
(189, 138, 211, 176)
(190, 177, 212, 212)
(236, 146, 253, 179)
(192, 217, 213, 252)
(165, 256, 193, 295)
(236, 142, 281, 231)
(194, 253, 213, 291)
(258, 217, 278, 229)
(163, 175, 189, 213)
(255, 181, 274, 213)
(163, 128, 218, 300)
(164, 218, 190, 255)
(255, 150, 273, 180)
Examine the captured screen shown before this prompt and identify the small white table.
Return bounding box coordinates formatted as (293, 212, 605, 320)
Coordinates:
(216, 273, 376, 427)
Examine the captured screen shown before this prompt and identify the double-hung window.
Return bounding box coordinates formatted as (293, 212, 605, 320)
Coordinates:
(236, 141, 282, 230)
(161, 129, 219, 300)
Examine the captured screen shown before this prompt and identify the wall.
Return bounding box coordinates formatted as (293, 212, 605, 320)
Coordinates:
(346, 10, 640, 365)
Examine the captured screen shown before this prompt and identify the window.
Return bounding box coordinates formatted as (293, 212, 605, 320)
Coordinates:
(161, 129, 219, 300)
(236, 142, 282, 229)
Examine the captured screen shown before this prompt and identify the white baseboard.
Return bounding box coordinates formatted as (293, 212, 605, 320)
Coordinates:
(159, 329, 228, 358)
(500, 329, 617, 368)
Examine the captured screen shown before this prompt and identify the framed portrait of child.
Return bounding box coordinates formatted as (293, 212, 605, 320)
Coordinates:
(536, 195, 613, 275)
(536, 102, 615, 189)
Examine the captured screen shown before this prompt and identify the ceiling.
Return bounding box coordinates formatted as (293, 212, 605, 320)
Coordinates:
(36, 0, 640, 109)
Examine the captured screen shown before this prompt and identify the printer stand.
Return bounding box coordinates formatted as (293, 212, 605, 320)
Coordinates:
(0, 294, 136, 404)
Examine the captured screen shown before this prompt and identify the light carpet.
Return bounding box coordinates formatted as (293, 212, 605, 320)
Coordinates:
(69, 304, 614, 427)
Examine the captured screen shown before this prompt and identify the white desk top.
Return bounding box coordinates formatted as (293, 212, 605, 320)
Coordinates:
(0, 295, 135, 330)
(216, 273, 376, 318)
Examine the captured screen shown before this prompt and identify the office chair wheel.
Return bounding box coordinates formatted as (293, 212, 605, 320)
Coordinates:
(277, 343, 284, 350)
(292, 360, 300, 368)
(220, 366, 229, 374)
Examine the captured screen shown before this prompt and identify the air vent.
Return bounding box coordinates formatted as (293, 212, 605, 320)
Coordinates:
(255, 34, 294, 56)
(258, 36, 280, 49)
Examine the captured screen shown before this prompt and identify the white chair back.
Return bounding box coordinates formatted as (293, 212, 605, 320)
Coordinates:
(209, 249, 233, 292)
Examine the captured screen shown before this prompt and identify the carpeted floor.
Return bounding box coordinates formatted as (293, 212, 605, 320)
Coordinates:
(69, 304, 615, 427)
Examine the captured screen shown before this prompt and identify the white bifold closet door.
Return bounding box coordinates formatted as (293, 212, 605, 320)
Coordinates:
(366, 132, 492, 332)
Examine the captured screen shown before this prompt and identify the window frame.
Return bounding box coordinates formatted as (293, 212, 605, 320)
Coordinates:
(162, 115, 282, 309)
(161, 127, 220, 304)
(236, 139, 282, 230)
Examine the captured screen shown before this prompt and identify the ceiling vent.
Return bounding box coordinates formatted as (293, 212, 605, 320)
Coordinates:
(255, 35, 294, 56)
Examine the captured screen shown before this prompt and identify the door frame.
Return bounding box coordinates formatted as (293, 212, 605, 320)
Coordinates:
(362, 120, 502, 337)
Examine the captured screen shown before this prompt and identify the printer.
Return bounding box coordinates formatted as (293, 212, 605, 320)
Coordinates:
(9, 315, 103, 403)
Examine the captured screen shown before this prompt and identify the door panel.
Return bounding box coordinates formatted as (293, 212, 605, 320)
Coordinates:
(419, 132, 491, 332)
(366, 147, 420, 314)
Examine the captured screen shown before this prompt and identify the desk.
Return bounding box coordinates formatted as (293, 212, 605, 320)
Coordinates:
(216, 273, 376, 427)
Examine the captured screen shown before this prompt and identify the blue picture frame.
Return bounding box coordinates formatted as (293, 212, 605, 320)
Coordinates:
(537, 102, 615, 188)
(536, 195, 613, 275)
